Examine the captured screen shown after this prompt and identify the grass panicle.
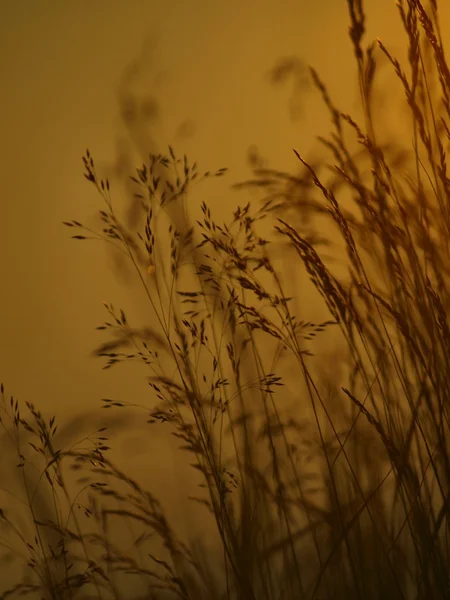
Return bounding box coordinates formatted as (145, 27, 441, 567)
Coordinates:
(3, 0, 450, 598)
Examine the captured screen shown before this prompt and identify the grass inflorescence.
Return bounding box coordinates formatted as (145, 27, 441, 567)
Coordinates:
(3, 0, 450, 598)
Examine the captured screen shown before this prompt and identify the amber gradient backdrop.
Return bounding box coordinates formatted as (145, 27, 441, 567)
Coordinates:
(2, 0, 450, 591)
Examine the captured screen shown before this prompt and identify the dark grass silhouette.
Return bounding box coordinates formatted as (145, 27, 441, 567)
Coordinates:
(2, 0, 450, 598)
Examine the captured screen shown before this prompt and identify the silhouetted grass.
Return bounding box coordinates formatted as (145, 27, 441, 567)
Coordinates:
(2, 0, 450, 598)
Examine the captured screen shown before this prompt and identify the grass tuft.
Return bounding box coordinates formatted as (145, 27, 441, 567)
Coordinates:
(3, 0, 450, 598)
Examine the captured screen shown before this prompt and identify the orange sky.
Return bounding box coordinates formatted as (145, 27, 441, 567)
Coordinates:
(0, 0, 413, 415)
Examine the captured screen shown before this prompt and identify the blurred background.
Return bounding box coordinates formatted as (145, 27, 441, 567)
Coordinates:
(2, 0, 450, 589)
